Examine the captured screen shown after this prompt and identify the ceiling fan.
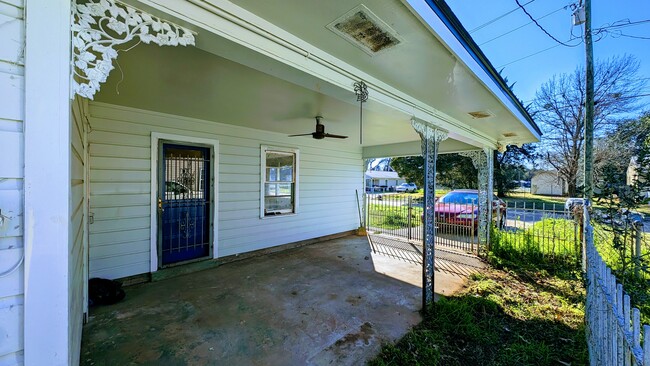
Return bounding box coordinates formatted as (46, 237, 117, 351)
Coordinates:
(288, 116, 348, 140)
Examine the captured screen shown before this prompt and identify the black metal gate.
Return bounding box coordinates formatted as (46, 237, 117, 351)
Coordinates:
(365, 193, 479, 254)
(159, 143, 211, 266)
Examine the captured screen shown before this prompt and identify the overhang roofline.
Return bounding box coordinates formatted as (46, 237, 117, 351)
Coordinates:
(405, 0, 542, 140)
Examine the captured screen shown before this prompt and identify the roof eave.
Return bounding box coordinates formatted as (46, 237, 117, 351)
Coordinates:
(417, 0, 543, 138)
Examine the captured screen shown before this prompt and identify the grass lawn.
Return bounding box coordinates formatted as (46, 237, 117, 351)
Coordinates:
(389, 189, 449, 200)
(367, 203, 423, 230)
(370, 258, 586, 366)
(636, 205, 650, 215)
(503, 192, 567, 211)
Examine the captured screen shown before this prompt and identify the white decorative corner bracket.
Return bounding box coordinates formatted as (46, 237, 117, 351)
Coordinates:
(71, 0, 196, 99)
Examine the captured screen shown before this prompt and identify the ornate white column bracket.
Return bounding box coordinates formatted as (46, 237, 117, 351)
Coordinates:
(411, 119, 448, 309)
(459, 148, 494, 250)
(71, 0, 196, 99)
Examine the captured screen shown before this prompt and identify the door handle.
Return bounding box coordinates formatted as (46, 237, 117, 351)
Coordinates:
(158, 198, 164, 213)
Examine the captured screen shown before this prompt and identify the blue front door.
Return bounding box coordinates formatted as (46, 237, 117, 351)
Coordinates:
(159, 143, 211, 266)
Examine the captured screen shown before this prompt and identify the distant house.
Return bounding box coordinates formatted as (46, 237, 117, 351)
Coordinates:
(628, 156, 650, 198)
(627, 156, 644, 186)
(531, 170, 567, 196)
(365, 171, 406, 192)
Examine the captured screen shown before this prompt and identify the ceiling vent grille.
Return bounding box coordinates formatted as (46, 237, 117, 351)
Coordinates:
(468, 111, 493, 119)
(327, 5, 402, 56)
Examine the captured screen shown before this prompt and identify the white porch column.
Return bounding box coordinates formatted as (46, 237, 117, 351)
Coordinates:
(411, 119, 447, 310)
(459, 148, 494, 250)
(24, 0, 72, 364)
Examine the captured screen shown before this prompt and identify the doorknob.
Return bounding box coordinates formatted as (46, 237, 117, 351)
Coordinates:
(158, 198, 164, 213)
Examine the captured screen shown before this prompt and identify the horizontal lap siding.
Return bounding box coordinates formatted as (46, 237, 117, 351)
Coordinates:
(88, 102, 362, 279)
(0, 1, 24, 364)
(69, 97, 86, 366)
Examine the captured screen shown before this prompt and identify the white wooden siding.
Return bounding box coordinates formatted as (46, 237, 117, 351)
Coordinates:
(69, 97, 87, 366)
(0, 1, 24, 364)
(88, 102, 362, 280)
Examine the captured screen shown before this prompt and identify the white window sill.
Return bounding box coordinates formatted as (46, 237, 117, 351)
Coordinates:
(260, 212, 297, 219)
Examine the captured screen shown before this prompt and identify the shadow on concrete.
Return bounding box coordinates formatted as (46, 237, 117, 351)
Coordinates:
(367, 232, 486, 278)
(81, 235, 485, 366)
(82, 236, 431, 366)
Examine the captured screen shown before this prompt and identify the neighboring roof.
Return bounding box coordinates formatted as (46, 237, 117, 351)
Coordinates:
(365, 171, 401, 179)
(425, 0, 543, 137)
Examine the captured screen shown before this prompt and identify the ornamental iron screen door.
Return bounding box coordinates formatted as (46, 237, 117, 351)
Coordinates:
(158, 143, 211, 266)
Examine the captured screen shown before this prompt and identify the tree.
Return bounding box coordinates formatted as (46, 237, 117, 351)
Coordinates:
(368, 158, 394, 172)
(493, 144, 537, 197)
(435, 154, 477, 189)
(389, 156, 424, 187)
(591, 111, 650, 184)
(390, 154, 477, 189)
(593, 116, 650, 284)
(534, 55, 646, 197)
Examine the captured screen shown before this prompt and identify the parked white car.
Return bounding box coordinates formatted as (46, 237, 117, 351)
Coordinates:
(396, 183, 417, 193)
(564, 197, 585, 211)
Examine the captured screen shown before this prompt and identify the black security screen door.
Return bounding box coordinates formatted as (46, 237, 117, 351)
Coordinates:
(159, 143, 210, 265)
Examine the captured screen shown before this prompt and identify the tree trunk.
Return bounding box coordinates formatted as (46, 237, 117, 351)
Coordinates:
(567, 180, 577, 197)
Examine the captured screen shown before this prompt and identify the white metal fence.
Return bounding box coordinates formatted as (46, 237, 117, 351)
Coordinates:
(585, 208, 650, 365)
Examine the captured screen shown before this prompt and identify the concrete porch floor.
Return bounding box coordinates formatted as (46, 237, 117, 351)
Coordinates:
(81, 236, 478, 365)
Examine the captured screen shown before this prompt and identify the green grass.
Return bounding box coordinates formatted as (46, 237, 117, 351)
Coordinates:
(490, 218, 581, 267)
(591, 224, 650, 323)
(389, 188, 448, 200)
(503, 193, 566, 211)
(637, 205, 650, 215)
(367, 203, 423, 230)
(370, 256, 586, 366)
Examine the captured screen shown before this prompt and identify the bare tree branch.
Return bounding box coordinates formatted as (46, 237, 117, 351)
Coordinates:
(533, 55, 647, 196)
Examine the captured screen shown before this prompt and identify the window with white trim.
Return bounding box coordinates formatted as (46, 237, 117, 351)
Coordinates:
(261, 146, 299, 217)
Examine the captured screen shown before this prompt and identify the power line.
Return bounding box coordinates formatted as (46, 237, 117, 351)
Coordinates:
(479, 5, 569, 46)
(497, 43, 560, 68)
(514, 0, 582, 47)
(616, 33, 650, 40)
(496, 37, 583, 68)
(596, 19, 650, 31)
(469, 0, 536, 33)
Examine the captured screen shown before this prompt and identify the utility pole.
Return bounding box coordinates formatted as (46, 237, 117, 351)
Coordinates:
(584, 0, 594, 202)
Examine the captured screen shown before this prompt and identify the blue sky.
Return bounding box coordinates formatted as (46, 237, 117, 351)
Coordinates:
(446, 0, 650, 111)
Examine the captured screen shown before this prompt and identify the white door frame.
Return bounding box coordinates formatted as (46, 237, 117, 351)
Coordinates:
(150, 133, 219, 272)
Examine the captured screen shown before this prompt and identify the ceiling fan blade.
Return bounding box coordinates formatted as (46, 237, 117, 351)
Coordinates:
(324, 133, 348, 139)
(288, 133, 313, 137)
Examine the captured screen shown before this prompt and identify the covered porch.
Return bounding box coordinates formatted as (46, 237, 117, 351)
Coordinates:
(16, 0, 538, 363)
(80, 235, 479, 365)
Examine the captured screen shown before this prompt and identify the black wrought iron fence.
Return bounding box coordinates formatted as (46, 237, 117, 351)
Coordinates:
(366, 194, 587, 264)
(491, 200, 581, 266)
(366, 193, 422, 242)
(365, 193, 479, 254)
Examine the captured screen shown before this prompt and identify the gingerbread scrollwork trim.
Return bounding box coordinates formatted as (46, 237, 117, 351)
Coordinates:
(71, 0, 196, 99)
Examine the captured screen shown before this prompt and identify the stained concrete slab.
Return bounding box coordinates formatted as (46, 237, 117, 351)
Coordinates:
(81, 235, 477, 365)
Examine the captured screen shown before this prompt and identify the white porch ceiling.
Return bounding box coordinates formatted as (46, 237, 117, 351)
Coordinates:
(229, 0, 538, 143)
(95, 43, 425, 148)
(100, 0, 539, 155)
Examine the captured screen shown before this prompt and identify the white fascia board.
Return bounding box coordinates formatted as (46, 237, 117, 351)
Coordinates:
(132, 0, 499, 149)
(402, 0, 541, 142)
